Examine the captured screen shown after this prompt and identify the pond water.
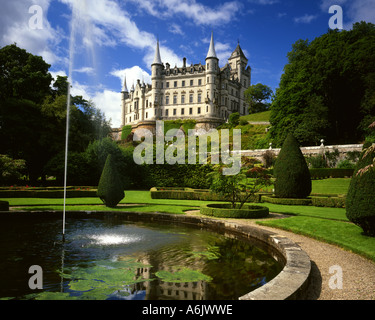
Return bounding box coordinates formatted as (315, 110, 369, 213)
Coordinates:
(0, 215, 283, 300)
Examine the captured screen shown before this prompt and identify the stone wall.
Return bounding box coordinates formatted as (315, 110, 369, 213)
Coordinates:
(240, 143, 363, 163)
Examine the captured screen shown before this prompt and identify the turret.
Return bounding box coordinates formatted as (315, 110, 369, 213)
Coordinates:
(205, 32, 219, 116)
(151, 39, 163, 115)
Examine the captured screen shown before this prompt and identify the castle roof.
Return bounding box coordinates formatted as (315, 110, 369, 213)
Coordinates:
(230, 43, 247, 61)
(206, 32, 218, 60)
(152, 40, 163, 65)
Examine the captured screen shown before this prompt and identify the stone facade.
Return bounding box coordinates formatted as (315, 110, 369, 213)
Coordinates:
(120, 33, 251, 131)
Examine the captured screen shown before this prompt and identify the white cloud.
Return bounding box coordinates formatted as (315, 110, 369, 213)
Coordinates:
(91, 90, 122, 128)
(126, 0, 243, 26)
(320, 0, 375, 28)
(294, 14, 318, 24)
(0, 0, 63, 65)
(168, 23, 184, 36)
(110, 65, 152, 91)
(73, 67, 95, 75)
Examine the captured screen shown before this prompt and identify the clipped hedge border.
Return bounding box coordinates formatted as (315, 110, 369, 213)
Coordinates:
(262, 196, 312, 206)
(150, 187, 263, 203)
(309, 168, 354, 179)
(311, 196, 346, 208)
(0, 201, 9, 211)
(0, 190, 97, 198)
(200, 203, 269, 219)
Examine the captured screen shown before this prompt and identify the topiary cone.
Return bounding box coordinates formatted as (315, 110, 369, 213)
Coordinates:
(346, 149, 375, 237)
(273, 133, 311, 199)
(97, 154, 125, 208)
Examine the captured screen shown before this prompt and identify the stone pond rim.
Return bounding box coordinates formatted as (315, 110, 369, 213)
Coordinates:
(0, 209, 312, 300)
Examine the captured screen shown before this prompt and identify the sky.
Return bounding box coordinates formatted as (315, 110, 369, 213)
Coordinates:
(1, 0, 375, 128)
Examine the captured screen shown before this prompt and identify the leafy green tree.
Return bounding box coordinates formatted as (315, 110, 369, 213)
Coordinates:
(273, 133, 311, 199)
(228, 112, 240, 127)
(0, 44, 52, 103)
(208, 158, 271, 209)
(270, 22, 375, 146)
(346, 147, 375, 236)
(97, 154, 125, 208)
(244, 83, 273, 114)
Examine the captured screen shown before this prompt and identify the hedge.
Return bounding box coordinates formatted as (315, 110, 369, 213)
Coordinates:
(261, 196, 312, 206)
(309, 168, 354, 179)
(150, 187, 262, 202)
(0, 201, 9, 211)
(200, 203, 269, 219)
(311, 196, 346, 208)
(0, 190, 97, 198)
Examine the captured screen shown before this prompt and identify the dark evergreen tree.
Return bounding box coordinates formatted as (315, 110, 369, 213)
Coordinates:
(346, 149, 375, 237)
(97, 154, 125, 208)
(273, 133, 311, 198)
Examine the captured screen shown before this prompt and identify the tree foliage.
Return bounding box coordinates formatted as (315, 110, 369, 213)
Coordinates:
(97, 154, 125, 208)
(208, 157, 271, 209)
(270, 22, 375, 146)
(273, 133, 311, 199)
(0, 44, 111, 183)
(244, 83, 273, 114)
(346, 147, 375, 236)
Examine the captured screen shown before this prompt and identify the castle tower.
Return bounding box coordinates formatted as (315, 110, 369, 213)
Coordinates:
(205, 32, 219, 117)
(121, 76, 129, 126)
(228, 42, 249, 86)
(151, 39, 163, 119)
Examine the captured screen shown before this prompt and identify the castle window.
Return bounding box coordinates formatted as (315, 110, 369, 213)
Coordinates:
(181, 108, 185, 115)
(206, 106, 208, 112)
(165, 109, 169, 116)
(189, 94, 193, 103)
(166, 96, 169, 105)
(182, 80, 185, 87)
(146, 112, 148, 118)
(198, 79, 202, 85)
(207, 77, 209, 84)
(166, 82, 170, 88)
(190, 80, 193, 86)
(189, 108, 193, 115)
(173, 95, 177, 104)
(207, 63, 209, 69)
(174, 81, 177, 88)
(129, 116, 131, 122)
(173, 109, 176, 116)
(198, 93, 201, 103)
(198, 107, 201, 114)
(181, 95, 185, 104)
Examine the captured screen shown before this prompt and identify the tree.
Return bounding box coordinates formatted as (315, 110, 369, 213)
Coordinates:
(346, 146, 375, 237)
(97, 154, 125, 208)
(244, 83, 273, 114)
(228, 112, 240, 127)
(273, 133, 311, 199)
(270, 22, 375, 146)
(0, 44, 52, 103)
(208, 157, 271, 209)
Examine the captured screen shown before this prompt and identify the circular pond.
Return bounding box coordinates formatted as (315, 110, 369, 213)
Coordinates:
(0, 215, 283, 300)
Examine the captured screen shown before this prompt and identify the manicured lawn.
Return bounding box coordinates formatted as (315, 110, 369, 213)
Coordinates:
(2, 182, 375, 262)
(240, 111, 271, 122)
(311, 178, 351, 195)
(257, 216, 375, 262)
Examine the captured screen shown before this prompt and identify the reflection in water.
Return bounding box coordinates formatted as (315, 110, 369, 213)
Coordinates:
(0, 217, 283, 300)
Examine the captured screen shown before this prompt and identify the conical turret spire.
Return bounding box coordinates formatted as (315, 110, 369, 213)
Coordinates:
(122, 75, 128, 92)
(206, 32, 217, 59)
(152, 39, 163, 65)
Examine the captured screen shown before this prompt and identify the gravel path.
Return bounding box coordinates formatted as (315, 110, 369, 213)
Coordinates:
(185, 210, 375, 300)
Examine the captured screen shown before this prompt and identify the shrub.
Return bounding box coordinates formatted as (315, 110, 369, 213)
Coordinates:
(228, 112, 240, 127)
(311, 196, 346, 208)
(337, 159, 355, 169)
(346, 149, 375, 236)
(200, 203, 269, 219)
(262, 196, 312, 206)
(262, 150, 276, 168)
(97, 154, 125, 208)
(309, 168, 354, 179)
(273, 133, 311, 198)
(121, 125, 132, 140)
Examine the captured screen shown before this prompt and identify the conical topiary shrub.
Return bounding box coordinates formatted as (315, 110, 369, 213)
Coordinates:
(273, 133, 311, 198)
(97, 154, 125, 208)
(346, 148, 375, 236)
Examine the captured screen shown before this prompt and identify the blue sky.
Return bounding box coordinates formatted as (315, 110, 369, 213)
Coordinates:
(1, 0, 374, 128)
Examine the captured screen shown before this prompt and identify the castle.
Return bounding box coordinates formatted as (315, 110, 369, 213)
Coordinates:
(120, 33, 251, 133)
